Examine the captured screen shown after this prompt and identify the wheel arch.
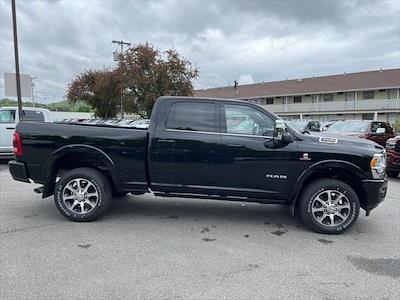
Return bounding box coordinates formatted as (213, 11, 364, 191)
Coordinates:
(290, 160, 367, 213)
(41, 144, 120, 198)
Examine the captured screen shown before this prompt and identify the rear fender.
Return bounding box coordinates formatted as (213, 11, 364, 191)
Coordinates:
(41, 144, 120, 198)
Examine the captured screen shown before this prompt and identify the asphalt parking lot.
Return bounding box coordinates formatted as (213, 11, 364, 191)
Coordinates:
(0, 161, 399, 300)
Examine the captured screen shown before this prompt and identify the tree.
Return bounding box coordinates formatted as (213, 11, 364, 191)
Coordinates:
(67, 69, 122, 118)
(118, 43, 199, 118)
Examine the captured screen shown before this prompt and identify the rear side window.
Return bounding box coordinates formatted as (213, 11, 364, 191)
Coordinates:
(23, 110, 45, 122)
(0, 110, 16, 123)
(166, 102, 215, 132)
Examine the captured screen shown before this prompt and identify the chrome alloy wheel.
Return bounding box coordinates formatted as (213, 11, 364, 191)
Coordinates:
(62, 178, 99, 214)
(311, 190, 351, 227)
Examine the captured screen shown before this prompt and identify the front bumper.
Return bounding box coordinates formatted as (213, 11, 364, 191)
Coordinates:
(387, 151, 400, 172)
(8, 160, 30, 183)
(361, 178, 388, 214)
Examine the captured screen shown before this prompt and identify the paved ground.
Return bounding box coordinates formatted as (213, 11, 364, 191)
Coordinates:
(0, 161, 399, 300)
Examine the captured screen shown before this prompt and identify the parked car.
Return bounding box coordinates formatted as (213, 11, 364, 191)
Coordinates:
(9, 97, 388, 234)
(0, 107, 53, 158)
(386, 135, 400, 178)
(115, 119, 136, 127)
(131, 119, 150, 129)
(286, 120, 321, 133)
(324, 120, 395, 146)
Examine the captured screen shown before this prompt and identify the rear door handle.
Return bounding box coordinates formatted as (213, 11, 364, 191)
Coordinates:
(6, 127, 15, 130)
(227, 143, 244, 148)
(158, 139, 175, 143)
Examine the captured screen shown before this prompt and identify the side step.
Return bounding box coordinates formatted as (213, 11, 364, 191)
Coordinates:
(33, 186, 44, 194)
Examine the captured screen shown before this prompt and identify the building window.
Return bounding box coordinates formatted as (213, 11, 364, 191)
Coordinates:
(363, 91, 374, 99)
(324, 94, 334, 101)
(266, 98, 274, 105)
(293, 96, 302, 103)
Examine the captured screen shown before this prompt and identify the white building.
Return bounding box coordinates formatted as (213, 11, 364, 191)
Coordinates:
(195, 68, 400, 123)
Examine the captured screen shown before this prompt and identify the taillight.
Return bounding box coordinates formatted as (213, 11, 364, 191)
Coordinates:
(13, 132, 23, 157)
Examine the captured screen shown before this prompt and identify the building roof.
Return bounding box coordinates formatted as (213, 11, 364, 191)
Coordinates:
(194, 68, 400, 99)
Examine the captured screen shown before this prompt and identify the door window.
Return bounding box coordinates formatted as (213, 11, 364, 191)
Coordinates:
(22, 110, 45, 122)
(223, 104, 275, 137)
(0, 110, 16, 123)
(166, 102, 215, 132)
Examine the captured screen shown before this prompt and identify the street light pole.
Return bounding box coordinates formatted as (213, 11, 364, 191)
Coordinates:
(112, 40, 131, 118)
(11, 0, 23, 120)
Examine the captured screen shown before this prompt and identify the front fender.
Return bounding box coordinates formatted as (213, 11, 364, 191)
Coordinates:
(41, 144, 120, 198)
(289, 159, 368, 207)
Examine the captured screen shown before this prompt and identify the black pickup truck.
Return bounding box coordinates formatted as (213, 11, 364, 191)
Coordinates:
(9, 97, 388, 234)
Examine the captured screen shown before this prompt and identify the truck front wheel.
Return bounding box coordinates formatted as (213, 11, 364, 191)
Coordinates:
(299, 179, 360, 234)
(54, 168, 112, 222)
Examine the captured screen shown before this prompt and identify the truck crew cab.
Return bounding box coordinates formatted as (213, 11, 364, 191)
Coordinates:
(9, 97, 388, 234)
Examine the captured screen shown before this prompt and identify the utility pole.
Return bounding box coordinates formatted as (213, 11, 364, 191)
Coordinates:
(31, 77, 36, 107)
(112, 40, 131, 118)
(11, 0, 23, 120)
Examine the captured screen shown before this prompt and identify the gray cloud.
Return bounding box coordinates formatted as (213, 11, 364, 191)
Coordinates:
(0, 0, 399, 102)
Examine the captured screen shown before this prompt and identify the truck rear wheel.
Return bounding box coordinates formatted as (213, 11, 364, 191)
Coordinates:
(54, 168, 112, 222)
(299, 179, 360, 234)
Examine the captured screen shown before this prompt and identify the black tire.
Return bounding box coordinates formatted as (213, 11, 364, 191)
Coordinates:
(299, 179, 360, 234)
(386, 170, 399, 178)
(54, 167, 112, 222)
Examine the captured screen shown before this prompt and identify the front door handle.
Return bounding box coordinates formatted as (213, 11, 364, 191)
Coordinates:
(158, 139, 175, 143)
(6, 127, 15, 130)
(227, 143, 244, 148)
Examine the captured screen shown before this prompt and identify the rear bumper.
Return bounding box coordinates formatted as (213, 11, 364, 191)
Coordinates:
(0, 151, 13, 159)
(8, 160, 30, 183)
(361, 178, 388, 212)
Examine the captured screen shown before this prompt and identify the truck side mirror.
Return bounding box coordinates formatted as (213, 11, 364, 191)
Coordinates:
(273, 120, 286, 141)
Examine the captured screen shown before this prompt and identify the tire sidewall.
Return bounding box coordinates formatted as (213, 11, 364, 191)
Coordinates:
(301, 180, 360, 234)
(54, 169, 110, 221)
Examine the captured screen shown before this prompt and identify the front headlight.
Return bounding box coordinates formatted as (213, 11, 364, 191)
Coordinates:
(370, 153, 386, 178)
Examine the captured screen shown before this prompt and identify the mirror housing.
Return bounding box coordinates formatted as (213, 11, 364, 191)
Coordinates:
(282, 132, 294, 143)
(273, 120, 286, 141)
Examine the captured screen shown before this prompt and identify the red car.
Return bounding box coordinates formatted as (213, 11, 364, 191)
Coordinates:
(324, 120, 395, 146)
(386, 135, 400, 178)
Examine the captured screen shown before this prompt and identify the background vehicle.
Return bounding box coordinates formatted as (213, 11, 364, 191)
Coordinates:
(0, 107, 53, 158)
(386, 135, 400, 178)
(131, 119, 150, 129)
(321, 121, 336, 131)
(9, 97, 387, 234)
(324, 120, 395, 146)
(286, 120, 321, 134)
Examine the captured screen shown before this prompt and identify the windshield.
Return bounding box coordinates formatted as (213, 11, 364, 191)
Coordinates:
(326, 121, 369, 133)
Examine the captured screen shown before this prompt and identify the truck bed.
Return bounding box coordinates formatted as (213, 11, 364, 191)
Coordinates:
(17, 121, 149, 192)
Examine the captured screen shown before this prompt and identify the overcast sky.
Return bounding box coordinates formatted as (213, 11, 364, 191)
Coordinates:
(0, 0, 399, 103)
